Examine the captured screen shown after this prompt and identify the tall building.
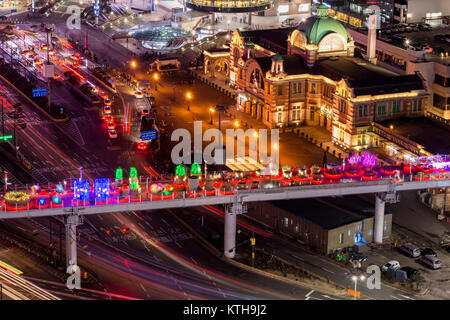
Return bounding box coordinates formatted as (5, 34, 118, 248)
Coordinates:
(347, 26, 450, 126)
(316, 0, 450, 27)
(224, 4, 428, 152)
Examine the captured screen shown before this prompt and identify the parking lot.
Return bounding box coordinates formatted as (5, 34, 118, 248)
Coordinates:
(360, 242, 450, 299)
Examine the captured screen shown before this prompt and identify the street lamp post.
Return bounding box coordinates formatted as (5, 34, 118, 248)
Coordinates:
(153, 73, 159, 91)
(130, 60, 137, 77)
(44, 27, 53, 113)
(209, 107, 215, 124)
(186, 91, 192, 111)
(351, 274, 365, 300)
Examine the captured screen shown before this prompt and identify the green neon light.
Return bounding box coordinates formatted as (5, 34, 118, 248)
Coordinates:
(0, 135, 13, 141)
(130, 167, 138, 179)
(115, 168, 123, 180)
(130, 180, 138, 190)
(190, 163, 201, 175)
(175, 165, 186, 176)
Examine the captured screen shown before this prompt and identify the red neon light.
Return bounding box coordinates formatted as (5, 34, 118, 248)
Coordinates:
(203, 190, 217, 196)
(187, 191, 200, 198)
(362, 175, 378, 181)
(213, 181, 223, 188)
(345, 170, 362, 177)
(172, 183, 187, 189)
(323, 172, 343, 179)
(149, 192, 178, 200)
(252, 176, 267, 181)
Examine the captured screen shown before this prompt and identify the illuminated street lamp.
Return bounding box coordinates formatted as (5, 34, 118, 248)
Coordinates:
(253, 131, 258, 152)
(273, 143, 278, 151)
(209, 107, 215, 124)
(130, 60, 137, 69)
(234, 120, 239, 128)
(153, 73, 159, 91)
(186, 91, 192, 111)
(351, 274, 366, 300)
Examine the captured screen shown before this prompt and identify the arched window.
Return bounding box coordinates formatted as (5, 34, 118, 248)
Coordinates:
(318, 33, 346, 52)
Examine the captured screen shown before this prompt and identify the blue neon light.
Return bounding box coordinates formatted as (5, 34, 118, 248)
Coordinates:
(73, 179, 90, 201)
(94, 178, 110, 200)
(39, 198, 45, 205)
(52, 195, 61, 204)
(56, 184, 64, 193)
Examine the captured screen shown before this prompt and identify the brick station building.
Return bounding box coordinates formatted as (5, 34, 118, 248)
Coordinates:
(223, 5, 429, 152)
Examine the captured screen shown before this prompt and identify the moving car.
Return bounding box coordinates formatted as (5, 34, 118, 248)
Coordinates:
(72, 63, 80, 70)
(381, 260, 400, 272)
(419, 255, 441, 269)
(399, 243, 421, 258)
(104, 115, 113, 123)
(137, 142, 148, 151)
(107, 122, 115, 130)
(103, 98, 111, 106)
(103, 105, 111, 114)
(108, 129, 118, 139)
(399, 266, 420, 278)
(135, 91, 143, 99)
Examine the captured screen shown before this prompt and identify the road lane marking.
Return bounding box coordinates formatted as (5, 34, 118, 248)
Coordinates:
(305, 290, 314, 297)
(390, 295, 401, 300)
(292, 254, 304, 261)
(320, 267, 335, 274)
(398, 294, 415, 300)
(322, 295, 339, 300)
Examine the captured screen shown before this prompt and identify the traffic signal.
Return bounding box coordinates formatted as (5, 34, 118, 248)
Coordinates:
(105, 229, 111, 235)
(121, 227, 127, 233)
(250, 238, 256, 246)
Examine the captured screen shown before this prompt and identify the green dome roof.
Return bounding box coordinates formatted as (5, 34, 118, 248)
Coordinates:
(298, 5, 349, 46)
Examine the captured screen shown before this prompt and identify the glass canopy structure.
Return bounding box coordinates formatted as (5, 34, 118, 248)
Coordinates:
(185, 0, 273, 13)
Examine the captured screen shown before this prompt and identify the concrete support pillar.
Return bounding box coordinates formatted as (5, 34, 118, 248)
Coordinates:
(248, 12, 252, 25)
(374, 194, 385, 243)
(224, 202, 243, 258)
(65, 214, 82, 267)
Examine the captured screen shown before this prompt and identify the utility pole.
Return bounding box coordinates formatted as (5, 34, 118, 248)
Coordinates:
(1, 97, 4, 136)
(45, 28, 53, 113)
(59, 222, 63, 269)
(250, 231, 255, 267)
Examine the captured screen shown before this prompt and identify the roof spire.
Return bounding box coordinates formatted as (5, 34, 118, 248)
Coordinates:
(316, 3, 329, 18)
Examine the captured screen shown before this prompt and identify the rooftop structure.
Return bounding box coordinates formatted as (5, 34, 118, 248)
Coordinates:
(185, 0, 273, 13)
(347, 26, 450, 125)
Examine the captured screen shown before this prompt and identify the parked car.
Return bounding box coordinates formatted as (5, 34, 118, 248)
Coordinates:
(399, 266, 421, 278)
(393, 34, 406, 40)
(419, 255, 441, 269)
(420, 248, 437, 257)
(381, 260, 400, 272)
(441, 244, 450, 253)
(399, 243, 421, 258)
